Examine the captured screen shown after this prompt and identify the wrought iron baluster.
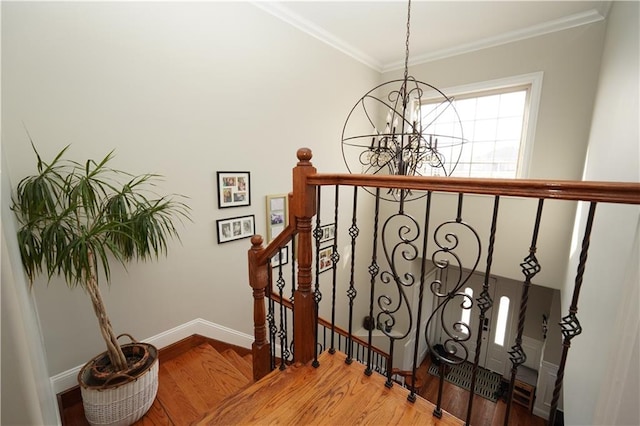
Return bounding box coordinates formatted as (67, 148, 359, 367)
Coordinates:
(466, 196, 500, 425)
(408, 191, 432, 403)
(365, 188, 382, 375)
(426, 193, 482, 419)
(266, 269, 277, 371)
(548, 202, 597, 425)
(289, 238, 295, 363)
(504, 198, 544, 426)
(328, 185, 340, 354)
(276, 254, 288, 370)
(346, 187, 359, 364)
(323, 324, 327, 353)
(385, 341, 395, 387)
(312, 188, 323, 368)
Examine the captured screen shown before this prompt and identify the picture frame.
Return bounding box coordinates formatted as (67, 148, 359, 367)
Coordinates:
(216, 214, 255, 244)
(318, 245, 334, 273)
(271, 246, 289, 268)
(266, 193, 289, 242)
(217, 171, 251, 208)
(318, 223, 336, 243)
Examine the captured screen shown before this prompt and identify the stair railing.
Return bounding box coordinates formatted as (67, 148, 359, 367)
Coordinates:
(248, 147, 640, 425)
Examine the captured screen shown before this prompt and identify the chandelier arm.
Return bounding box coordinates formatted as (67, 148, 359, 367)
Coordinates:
(341, 0, 465, 198)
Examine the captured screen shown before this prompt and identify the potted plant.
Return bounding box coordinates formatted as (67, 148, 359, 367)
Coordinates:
(11, 142, 190, 425)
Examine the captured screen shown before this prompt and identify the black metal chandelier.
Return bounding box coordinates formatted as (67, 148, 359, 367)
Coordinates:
(341, 0, 466, 201)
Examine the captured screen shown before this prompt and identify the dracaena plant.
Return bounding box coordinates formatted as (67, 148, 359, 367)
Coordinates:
(11, 142, 190, 372)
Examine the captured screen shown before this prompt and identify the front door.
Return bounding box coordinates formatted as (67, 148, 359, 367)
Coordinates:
(436, 269, 518, 376)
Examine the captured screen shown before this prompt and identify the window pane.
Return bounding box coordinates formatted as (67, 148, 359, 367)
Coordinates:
(420, 85, 529, 178)
(496, 117, 524, 141)
(494, 296, 510, 346)
(460, 287, 473, 334)
(498, 91, 527, 116)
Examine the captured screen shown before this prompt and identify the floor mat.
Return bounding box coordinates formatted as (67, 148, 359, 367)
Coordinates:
(428, 362, 502, 402)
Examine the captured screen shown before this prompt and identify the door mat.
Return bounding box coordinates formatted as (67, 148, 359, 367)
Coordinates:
(428, 362, 502, 402)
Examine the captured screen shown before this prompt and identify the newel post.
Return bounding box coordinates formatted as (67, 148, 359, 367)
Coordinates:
(248, 235, 271, 381)
(292, 148, 317, 364)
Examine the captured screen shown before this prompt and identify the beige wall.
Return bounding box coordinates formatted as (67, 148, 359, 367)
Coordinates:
(1, 2, 378, 379)
(563, 2, 639, 424)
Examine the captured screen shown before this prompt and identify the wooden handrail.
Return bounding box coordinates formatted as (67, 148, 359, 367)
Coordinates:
(308, 173, 640, 204)
(249, 147, 640, 399)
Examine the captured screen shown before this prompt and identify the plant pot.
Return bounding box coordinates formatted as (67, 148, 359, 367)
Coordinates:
(78, 339, 158, 426)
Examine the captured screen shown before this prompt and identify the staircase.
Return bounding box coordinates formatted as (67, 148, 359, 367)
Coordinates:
(62, 338, 462, 425)
(135, 343, 253, 425)
(59, 340, 254, 425)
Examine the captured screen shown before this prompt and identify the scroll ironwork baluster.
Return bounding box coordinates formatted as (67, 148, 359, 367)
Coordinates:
(407, 191, 433, 402)
(425, 193, 481, 419)
(504, 198, 544, 426)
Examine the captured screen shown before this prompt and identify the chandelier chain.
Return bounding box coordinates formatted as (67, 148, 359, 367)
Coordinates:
(404, 0, 411, 82)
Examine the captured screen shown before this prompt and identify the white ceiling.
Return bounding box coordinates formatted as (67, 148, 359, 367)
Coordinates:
(253, 1, 611, 72)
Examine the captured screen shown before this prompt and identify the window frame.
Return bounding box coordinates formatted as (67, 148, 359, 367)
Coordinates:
(418, 72, 543, 178)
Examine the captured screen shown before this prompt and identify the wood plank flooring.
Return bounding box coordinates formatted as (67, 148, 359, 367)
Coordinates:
(416, 356, 546, 426)
(60, 336, 547, 425)
(60, 340, 253, 426)
(196, 350, 462, 425)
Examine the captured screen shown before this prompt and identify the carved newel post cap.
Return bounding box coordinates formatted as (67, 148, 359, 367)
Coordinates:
(297, 148, 313, 164)
(251, 235, 263, 249)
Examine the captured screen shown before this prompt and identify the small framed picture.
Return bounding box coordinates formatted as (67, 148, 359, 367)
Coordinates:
(217, 171, 251, 208)
(217, 214, 255, 244)
(271, 246, 289, 268)
(319, 223, 336, 243)
(318, 245, 334, 273)
(266, 194, 289, 242)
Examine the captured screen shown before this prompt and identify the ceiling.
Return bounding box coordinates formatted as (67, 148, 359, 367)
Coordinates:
(253, 1, 611, 72)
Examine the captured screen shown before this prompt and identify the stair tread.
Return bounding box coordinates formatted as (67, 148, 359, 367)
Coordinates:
(195, 350, 463, 425)
(222, 348, 253, 382)
(154, 343, 250, 423)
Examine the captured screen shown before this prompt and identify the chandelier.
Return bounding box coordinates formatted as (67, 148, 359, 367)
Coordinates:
(341, 0, 466, 201)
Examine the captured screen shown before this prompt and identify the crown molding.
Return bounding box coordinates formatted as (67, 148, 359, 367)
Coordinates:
(251, 1, 384, 72)
(383, 8, 606, 73)
(251, 2, 606, 75)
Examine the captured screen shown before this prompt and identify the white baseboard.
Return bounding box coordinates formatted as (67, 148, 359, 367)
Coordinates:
(50, 318, 253, 394)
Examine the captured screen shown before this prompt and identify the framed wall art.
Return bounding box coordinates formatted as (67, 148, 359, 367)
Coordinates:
(266, 193, 288, 242)
(271, 246, 289, 268)
(217, 214, 255, 244)
(217, 171, 251, 208)
(318, 223, 336, 243)
(318, 245, 334, 273)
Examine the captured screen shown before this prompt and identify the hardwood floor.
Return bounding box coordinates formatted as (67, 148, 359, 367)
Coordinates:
(59, 336, 253, 426)
(60, 335, 546, 425)
(417, 358, 546, 426)
(197, 350, 462, 425)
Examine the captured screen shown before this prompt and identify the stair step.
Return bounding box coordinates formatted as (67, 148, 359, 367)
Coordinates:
(151, 343, 250, 424)
(195, 350, 463, 425)
(222, 348, 253, 382)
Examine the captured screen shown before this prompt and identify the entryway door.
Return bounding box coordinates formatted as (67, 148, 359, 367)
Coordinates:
(435, 270, 519, 376)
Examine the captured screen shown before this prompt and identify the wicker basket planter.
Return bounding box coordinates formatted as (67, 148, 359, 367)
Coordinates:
(78, 340, 158, 426)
